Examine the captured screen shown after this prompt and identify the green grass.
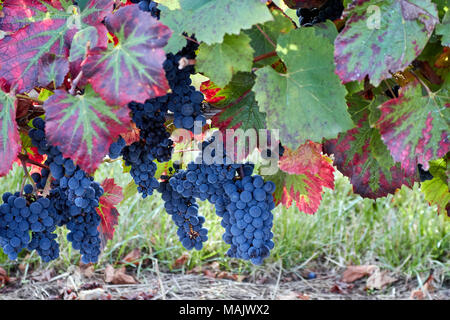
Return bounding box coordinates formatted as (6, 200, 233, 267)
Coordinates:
(0, 161, 449, 280)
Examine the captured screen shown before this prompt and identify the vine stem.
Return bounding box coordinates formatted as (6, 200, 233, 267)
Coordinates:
(383, 79, 396, 98)
(256, 24, 276, 49)
(410, 70, 432, 96)
(16, 94, 44, 105)
(183, 34, 199, 45)
(69, 71, 84, 95)
(253, 51, 277, 63)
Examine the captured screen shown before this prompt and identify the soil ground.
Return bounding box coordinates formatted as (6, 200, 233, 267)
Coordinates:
(1, 265, 448, 300)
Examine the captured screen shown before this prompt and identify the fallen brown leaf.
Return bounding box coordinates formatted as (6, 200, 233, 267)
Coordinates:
(366, 269, 397, 290)
(104, 265, 138, 284)
(410, 273, 434, 300)
(172, 252, 190, 269)
(0, 267, 10, 286)
(342, 265, 377, 283)
(331, 281, 354, 294)
(78, 288, 108, 300)
(122, 248, 141, 266)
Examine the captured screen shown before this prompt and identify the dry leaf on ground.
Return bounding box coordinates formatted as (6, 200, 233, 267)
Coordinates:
(410, 273, 434, 300)
(366, 269, 397, 290)
(331, 281, 354, 294)
(342, 265, 377, 283)
(172, 252, 190, 269)
(0, 267, 10, 286)
(122, 248, 141, 266)
(104, 264, 138, 284)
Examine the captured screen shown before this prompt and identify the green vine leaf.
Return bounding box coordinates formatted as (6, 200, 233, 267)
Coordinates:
(253, 27, 353, 149)
(421, 158, 450, 217)
(196, 33, 254, 88)
(160, 0, 273, 52)
(436, 10, 450, 47)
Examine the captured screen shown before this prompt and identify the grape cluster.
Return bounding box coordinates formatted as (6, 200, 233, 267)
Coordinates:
(131, 0, 160, 19)
(158, 180, 208, 250)
(122, 142, 160, 198)
(222, 176, 276, 265)
(158, 135, 276, 265)
(163, 43, 207, 131)
(109, 136, 126, 160)
(0, 186, 61, 261)
(296, 0, 344, 26)
(129, 99, 174, 163)
(27, 118, 104, 263)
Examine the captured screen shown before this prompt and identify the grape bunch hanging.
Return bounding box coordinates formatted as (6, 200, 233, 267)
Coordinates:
(0, 0, 277, 266)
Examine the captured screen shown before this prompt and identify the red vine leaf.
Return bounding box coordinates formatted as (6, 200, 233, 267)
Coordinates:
(44, 85, 131, 174)
(82, 5, 171, 106)
(0, 0, 114, 92)
(38, 53, 69, 88)
(376, 81, 449, 175)
(96, 178, 123, 245)
(279, 141, 325, 175)
(324, 96, 416, 199)
(120, 122, 140, 146)
(334, 0, 439, 86)
(0, 0, 50, 32)
(266, 141, 335, 214)
(0, 86, 20, 177)
(200, 80, 226, 104)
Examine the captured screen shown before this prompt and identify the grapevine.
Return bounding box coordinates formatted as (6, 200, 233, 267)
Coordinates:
(0, 0, 448, 267)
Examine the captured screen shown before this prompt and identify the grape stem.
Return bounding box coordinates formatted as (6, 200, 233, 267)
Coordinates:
(18, 155, 38, 195)
(16, 94, 44, 105)
(18, 153, 49, 170)
(410, 70, 432, 96)
(383, 79, 397, 98)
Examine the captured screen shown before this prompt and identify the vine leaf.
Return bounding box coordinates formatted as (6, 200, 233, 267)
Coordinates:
(0, 0, 50, 33)
(0, 0, 114, 92)
(334, 0, 439, 86)
(196, 33, 254, 88)
(0, 86, 20, 177)
(376, 81, 449, 175)
(38, 53, 69, 88)
(160, 0, 273, 52)
(244, 7, 295, 68)
(204, 72, 256, 108)
(421, 158, 450, 217)
(43, 85, 131, 174)
(323, 96, 416, 199)
(436, 10, 450, 47)
(96, 178, 123, 245)
(211, 91, 266, 131)
(253, 28, 353, 149)
(267, 141, 335, 214)
(82, 5, 171, 106)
